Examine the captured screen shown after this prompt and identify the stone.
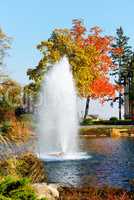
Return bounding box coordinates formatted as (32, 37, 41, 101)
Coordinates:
(32, 183, 59, 200)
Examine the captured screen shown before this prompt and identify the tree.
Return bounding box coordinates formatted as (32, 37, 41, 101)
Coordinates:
(0, 79, 22, 110)
(82, 77, 117, 119)
(72, 25, 119, 119)
(26, 22, 99, 97)
(0, 28, 11, 89)
(26, 20, 120, 118)
(90, 77, 116, 100)
(111, 27, 133, 119)
(0, 28, 11, 68)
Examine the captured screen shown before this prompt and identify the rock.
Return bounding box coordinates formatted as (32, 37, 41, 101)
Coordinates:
(32, 183, 59, 200)
(48, 184, 59, 198)
(111, 128, 129, 137)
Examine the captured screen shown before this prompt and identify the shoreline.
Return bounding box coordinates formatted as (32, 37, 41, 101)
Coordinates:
(33, 183, 134, 200)
(80, 125, 134, 137)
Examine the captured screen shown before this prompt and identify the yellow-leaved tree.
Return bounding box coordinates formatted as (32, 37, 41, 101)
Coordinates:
(26, 20, 120, 118)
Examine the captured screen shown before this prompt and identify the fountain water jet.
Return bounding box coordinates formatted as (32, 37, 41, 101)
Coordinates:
(37, 57, 79, 157)
(37, 56, 90, 161)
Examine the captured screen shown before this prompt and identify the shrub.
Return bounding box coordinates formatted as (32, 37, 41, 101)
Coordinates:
(9, 186, 37, 200)
(59, 186, 134, 200)
(15, 107, 25, 117)
(0, 153, 47, 183)
(109, 117, 118, 121)
(1, 121, 12, 134)
(18, 114, 35, 129)
(18, 152, 47, 183)
(0, 176, 29, 195)
(0, 194, 11, 200)
(0, 176, 36, 200)
(0, 107, 16, 122)
(0, 176, 46, 200)
(80, 118, 94, 125)
(3, 119, 33, 143)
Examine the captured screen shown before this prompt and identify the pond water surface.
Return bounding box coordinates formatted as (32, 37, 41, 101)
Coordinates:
(45, 137, 134, 190)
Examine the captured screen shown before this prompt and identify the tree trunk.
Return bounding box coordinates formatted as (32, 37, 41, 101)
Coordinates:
(84, 96, 90, 120)
(118, 58, 122, 120)
(119, 92, 122, 120)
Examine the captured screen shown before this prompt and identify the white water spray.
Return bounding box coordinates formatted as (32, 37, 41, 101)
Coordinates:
(37, 57, 78, 156)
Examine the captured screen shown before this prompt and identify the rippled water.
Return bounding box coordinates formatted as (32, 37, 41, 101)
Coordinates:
(45, 137, 134, 190)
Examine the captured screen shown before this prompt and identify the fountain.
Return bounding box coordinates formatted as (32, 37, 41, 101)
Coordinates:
(37, 56, 89, 161)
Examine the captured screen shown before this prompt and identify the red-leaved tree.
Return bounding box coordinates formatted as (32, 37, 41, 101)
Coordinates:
(71, 20, 122, 119)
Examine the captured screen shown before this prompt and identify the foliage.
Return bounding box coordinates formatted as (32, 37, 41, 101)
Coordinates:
(0, 152, 47, 184)
(26, 20, 120, 100)
(15, 107, 26, 117)
(71, 22, 121, 100)
(81, 118, 94, 125)
(26, 19, 124, 120)
(71, 21, 121, 118)
(59, 186, 134, 200)
(0, 117, 34, 162)
(26, 28, 98, 97)
(0, 121, 12, 134)
(90, 77, 116, 101)
(81, 119, 134, 126)
(128, 55, 134, 100)
(0, 28, 11, 68)
(109, 117, 118, 121)
(18, 152, 47, 183)
(0, 176, 45, 200)
(0, 79, 22, 110)
(112, 27, 133, 78)
(0, 119, 33, 143)
(111, 27, 133, 119)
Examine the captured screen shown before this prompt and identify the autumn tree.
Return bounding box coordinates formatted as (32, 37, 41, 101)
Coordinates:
(71, 23, 119, 119)
(0, 79, 22, 110)
(26, 23, 99, 98)
(26, 20, 119, 118)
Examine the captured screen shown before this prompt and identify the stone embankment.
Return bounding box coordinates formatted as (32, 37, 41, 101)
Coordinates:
(80, 125, 134, 138)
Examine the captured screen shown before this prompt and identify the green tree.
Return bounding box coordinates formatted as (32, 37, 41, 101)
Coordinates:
(112, 27, 133, 119)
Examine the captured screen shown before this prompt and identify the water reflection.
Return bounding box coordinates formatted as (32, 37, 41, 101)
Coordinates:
(45, 137, 134, 190)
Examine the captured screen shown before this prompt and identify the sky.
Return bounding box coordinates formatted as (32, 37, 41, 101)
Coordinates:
(1, 0, 134, 119)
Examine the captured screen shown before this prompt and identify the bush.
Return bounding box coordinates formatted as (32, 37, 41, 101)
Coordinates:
(0, 176, 36, 200)
(80, 118, 94, 125)
(0, 107, 16, 122)
(2, 119, 33, 143)
(0, 194, 11, 199)
(1, 121, 12, 134)
(18, 152, 47, 183)
(109, 117, 118, 121)
(0, 176, 29, 195)
(0, 176, 46, 200)
(9, 186, 37, 200)
(15, 107, 25, 117)
(0, 153, 47, 183)
(59, 186, 134, 200)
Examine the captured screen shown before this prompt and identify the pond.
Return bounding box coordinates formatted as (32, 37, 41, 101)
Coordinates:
(45, 137, 134, 190)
